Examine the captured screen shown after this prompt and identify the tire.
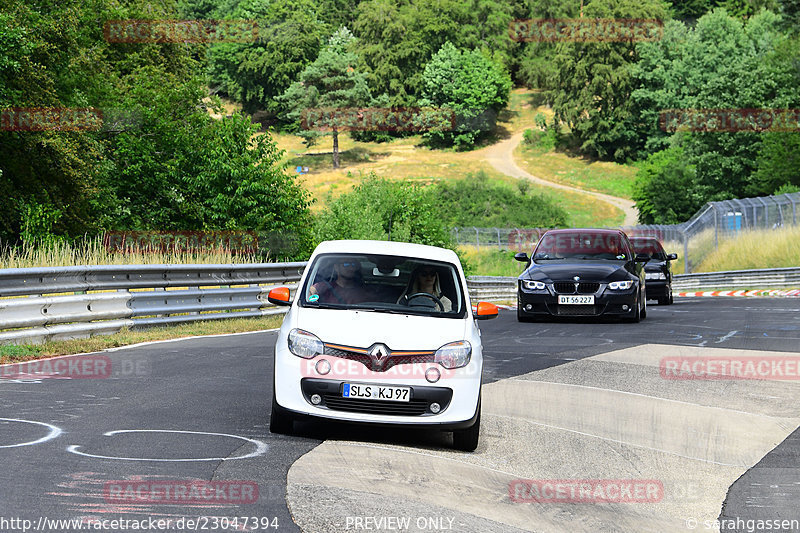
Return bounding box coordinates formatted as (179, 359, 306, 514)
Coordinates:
(269, 395, 294, 435)
(453, 403, 481, 452)
(658, 285, 672, 306)
(517, 310, 535, 323)
(640, 294, 647, 319)
(625, 295, 641, 323)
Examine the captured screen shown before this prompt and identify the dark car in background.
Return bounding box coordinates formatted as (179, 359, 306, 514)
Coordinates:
(629, 237, 677, 305)
(515, 229, 649, 323)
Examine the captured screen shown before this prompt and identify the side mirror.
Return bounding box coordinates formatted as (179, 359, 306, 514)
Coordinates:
(267, 287, 292, 306)
(634, 253, 650, 263)
(514, 252, 530, 265)
(475, 301, 499, 320)
(667, 253, 678, 261)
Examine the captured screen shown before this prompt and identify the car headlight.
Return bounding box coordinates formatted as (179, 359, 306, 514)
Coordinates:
(288, 328, 324, 359)
(522, 280, 546, 290)
(608, 280, 634, 290)
(645, 272, 666, 280)
(435, 341, 472, 369)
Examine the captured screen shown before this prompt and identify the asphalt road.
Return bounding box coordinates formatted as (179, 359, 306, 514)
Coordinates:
(1, 298, 798, 532)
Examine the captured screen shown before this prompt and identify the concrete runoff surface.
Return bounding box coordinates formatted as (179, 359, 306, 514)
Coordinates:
(2, 298, 800, 532)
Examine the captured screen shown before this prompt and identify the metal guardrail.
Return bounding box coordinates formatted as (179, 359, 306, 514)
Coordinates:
(671, 267, 800, 290)
(0, 263, 307, 345)
(466, 268, 800, 302)
(2, 263, 797, 345)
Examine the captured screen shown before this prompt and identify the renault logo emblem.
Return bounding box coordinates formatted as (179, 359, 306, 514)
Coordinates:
(368, 344, 390, 365)
(573, 276, 580, 281)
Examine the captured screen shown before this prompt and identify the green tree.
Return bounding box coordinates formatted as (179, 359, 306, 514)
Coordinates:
(633, 145, 705, 224)
(419, 42, 512, 149)
(279, 27, 372, 168)
(548, 0, 670, 161)
(206, 0, 329, 115)
(315, 174, 454, 250)
(352, 0, 516, 106)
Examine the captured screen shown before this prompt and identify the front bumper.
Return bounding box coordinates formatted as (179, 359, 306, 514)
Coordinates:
(643, 279, 669, 300)
(518, 286, 638, 318)
(273, 346, 482, 427)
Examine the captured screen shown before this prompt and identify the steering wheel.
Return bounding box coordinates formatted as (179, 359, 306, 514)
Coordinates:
(402, 292, 444, 311)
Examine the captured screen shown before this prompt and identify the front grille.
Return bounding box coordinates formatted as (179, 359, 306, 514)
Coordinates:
(557, 305, 597, 316)
(322, 394, 430, 416)
(578, 282, 600, 293)
(323, 345, 435, 372)
(554, 282, 576, 294)
(553, 282, 600, 294)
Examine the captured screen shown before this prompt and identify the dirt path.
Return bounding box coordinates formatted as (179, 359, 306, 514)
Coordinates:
(482, 131, 639, 226)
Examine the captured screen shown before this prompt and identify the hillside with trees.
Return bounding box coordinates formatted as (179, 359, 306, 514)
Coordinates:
(1, 0, 799, 260)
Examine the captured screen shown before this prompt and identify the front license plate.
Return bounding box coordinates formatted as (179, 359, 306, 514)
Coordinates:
(342, 383, 410, 402)
(558, 295, 595, 305)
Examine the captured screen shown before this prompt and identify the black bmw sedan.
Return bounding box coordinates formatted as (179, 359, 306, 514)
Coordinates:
(629, 237, 678, 305)
(514, 229, 648, 322)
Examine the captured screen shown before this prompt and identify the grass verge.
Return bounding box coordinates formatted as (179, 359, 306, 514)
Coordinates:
(0, 315, 283, 363)
(0, 237, 260, 269)
(514, 142, 638, 200)
(694, 226, 800, 273)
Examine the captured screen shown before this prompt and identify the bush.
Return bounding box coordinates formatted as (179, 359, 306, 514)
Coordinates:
(314, 174, 454, 250)
(632, 145, 705, 224)
(432, 171, 568, 228)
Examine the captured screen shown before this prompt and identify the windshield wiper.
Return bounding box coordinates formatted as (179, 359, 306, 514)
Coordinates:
(303, 302, 346, 310)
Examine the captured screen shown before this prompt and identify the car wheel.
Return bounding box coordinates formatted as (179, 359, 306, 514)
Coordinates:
(269, 395, 294, 435)
(517, 309, 536, 322)
(658, 284, 671, 305)
(668, 288, 674, 305)
(452, 403, 481, 452)
(640, 294, 647, 319)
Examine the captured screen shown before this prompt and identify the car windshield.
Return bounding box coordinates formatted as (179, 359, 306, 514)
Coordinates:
(631, 239, 667, 261)
(299, 253, 465, 318)
(533, 232, 629, 261)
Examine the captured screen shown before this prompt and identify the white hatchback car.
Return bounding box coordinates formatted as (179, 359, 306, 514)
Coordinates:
(267, 240, 498, 451)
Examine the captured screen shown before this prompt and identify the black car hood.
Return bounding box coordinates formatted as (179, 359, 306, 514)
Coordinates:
(521, 261, 629, 281)
(645, 261, 667, 271)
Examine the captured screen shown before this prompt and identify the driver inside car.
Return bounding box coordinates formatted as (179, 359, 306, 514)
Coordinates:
(309, 259, 376, 304)
(397, 266, 452, 312)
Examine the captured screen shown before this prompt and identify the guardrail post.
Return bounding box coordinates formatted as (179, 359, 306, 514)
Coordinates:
(785, 193, 797, 225)
(681, 230, 690, 274)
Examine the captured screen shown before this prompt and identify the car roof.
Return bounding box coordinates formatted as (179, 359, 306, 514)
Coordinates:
(310, 240, 460, 263)
(541, 228, 624, 236)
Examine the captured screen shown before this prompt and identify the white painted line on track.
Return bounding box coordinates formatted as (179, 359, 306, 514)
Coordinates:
(66, 429, 268, 462)
(0, 418, 63, 448)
